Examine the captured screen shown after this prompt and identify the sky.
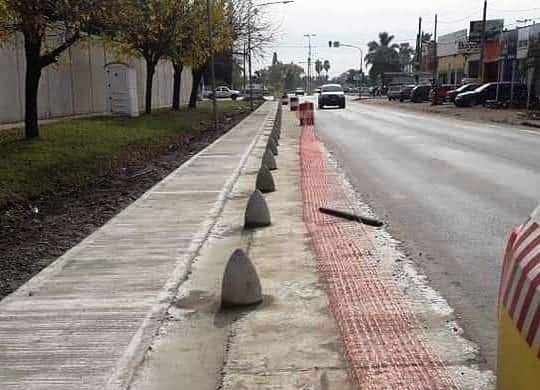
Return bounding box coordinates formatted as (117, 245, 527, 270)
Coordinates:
(255, 0, 540, 77)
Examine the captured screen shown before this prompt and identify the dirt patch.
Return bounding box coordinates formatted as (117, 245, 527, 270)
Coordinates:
(0, 108, 254, 300)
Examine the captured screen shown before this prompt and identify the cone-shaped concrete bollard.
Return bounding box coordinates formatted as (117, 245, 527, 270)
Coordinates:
(256, 164, 276, 193)
(262, 149, 277, 171)
(272, 126, 281, 140)
(244, 189, 271, 228)
(267, 137, 278, 156)
(271, 129, 280, 144)
(221, 249, 263, 307)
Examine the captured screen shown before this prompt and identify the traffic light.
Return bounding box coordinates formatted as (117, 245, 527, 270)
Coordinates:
(333, 41, 340, 48)
(329, 41, 332, 48)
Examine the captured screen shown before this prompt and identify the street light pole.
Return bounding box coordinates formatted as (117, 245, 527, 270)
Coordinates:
(330, 41, 363, 98)
(357, 47, 364, 99)
(304, 34, 316, 94)
(206, 0, 218, 131)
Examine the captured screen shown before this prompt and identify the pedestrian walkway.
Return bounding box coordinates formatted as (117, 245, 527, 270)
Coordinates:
(129, 100, 352, 390)
(0, 102, 278, 390)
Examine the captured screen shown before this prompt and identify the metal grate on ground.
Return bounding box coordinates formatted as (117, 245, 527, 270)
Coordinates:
(299, 124, 458, 389)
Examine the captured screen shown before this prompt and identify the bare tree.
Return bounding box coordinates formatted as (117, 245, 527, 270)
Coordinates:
(229, 0, 277, 62)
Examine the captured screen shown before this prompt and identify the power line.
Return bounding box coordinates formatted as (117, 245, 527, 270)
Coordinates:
(438, 9, 483, 24)
(491, 7, 540, 13)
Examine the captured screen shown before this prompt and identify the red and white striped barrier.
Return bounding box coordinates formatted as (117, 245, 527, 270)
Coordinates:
(298, 101, 314, 126)
(498, 204, 540, 389)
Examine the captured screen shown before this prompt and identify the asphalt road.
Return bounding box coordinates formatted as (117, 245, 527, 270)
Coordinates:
(315, 100, 540, 370)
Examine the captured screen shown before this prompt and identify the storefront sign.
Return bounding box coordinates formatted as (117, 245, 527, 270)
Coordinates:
(469, 19, 504, 42)
(458, 41, 480, 55)
(438, 29, 467, 57)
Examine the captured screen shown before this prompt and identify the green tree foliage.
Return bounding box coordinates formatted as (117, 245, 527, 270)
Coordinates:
(323, 60, 330, 79)
(314, 59, 323, 78)
(398, 43, 414, 72)
(268, 52, 282, 92)
(254, 56, 304, 95)
(108, 0, 183, 114)
(364, 32, 400, 81)
(282, 63, 304, 91)
(0, 0, 110, 138)
(334, 68, 362, 85)
(271, 52, 278, 66)
(184, 0, 232, 109)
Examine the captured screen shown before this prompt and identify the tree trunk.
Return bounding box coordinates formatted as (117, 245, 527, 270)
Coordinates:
(189, 67, 204, 109)
(145, 59, 157, 114)
(172, 63, 184, 110)
(23, 36, 43, 139)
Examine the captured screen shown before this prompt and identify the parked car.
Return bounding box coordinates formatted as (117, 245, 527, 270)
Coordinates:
(455, 82, 528, 107)
(398, 85, 416, 102)
(202, 89, 213, 99)
(388, 84, 415, 101)
(388, 85, 406, 101)
(360, 87, 371, 95)
(295, 88, 305, 96)
(318, 84, 346, 109)
(446, 83, 483, 103)
(314, 88, 321, 94)
(208, 86, 241, 100)
(411, 85, 432, 102)
(430, 84, 458, 101)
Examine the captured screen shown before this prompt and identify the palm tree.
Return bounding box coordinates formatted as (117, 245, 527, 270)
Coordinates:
(398, 43, 414, 73)
(315, 59, 323, 79)
(323, 60, 330, 80)
(364, 32, 400, 81)
(422, 32, 432, 43)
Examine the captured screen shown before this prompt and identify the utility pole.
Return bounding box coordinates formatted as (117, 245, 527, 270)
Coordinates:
(416, 17, 422, 75)
(243, 42, 247, 92)
(433, 14, 438, 85)
(206, 0, 218, 131)
(479, 0, 488, 81)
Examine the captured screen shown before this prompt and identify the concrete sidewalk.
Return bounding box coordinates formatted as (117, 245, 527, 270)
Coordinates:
(0, 102, 278, 390)
(129, 102, 352, 390)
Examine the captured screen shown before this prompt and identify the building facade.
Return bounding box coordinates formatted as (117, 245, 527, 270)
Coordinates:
(437, 30, 468, 84)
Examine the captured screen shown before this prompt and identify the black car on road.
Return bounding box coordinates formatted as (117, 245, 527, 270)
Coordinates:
(455, 82, 528, 107)
(399, 85, 416, 102)
(318, 84, 346, 109)
(411, 85, 432, 103)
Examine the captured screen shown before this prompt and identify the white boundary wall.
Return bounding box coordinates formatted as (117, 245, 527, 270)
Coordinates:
(0, 34, 193, 125)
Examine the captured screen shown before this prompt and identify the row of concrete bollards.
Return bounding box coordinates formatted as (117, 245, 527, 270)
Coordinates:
(221, 105, 282, 308)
